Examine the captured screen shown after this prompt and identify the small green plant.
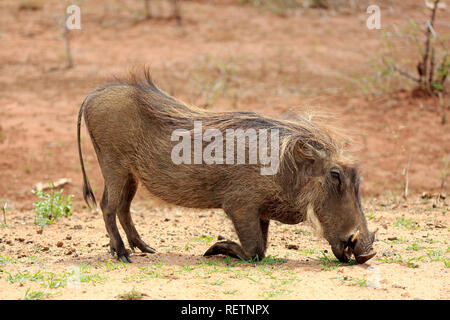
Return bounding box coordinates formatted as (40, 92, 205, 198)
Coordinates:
(0, 254, 15, 265)
(198, 258, 221, 267)
(223, 289, 237, 295)
(366, 212, 376, 220)
(299, 248, 317, 256)
(184, 235, 214, 251)
(211, 278, 224, 286)
(79, 272, 106, 284)
(237, 255, 287, 266)
(443, 258, 450, 268)
(378, 254, 426, 268)
(133, 263, 166, 280)
(406, 256, 424, 268)
(260, 288, 291, 299)
(317, 252, 342, 270)
(351, 277, 368, 287)
(427, 250, 442, 262)
(5, 270, 44, 284)
(245, 275, 260, 283)
(377, 255, 404, 264)
(193, 235, 214, 243)
(104, 258, 128, 271)
(118, 288, 143, 300)
(184, 264, 195, 272)
(33, 184, 73, 226)
(406, 243, 420, 251)
(395, 217, 419, 230)
(223, 256, 236, 267)
(332, 276, 367, 287)
(44, 271, 70, 289)
(24, 289, 55, 300)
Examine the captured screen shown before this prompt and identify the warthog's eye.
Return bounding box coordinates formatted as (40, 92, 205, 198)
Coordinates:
(330, 170, 341, 184)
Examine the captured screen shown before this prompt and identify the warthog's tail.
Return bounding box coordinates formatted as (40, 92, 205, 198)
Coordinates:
(77, 97, 97, 210)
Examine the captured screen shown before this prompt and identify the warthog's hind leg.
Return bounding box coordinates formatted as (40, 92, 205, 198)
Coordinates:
(100, 185, 131, 263)
(116, 174, 155, 255)
(260, 219, 270, 250)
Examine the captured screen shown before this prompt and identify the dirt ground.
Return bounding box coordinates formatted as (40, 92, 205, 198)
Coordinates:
(0, 0, 449, 300)
(0, 195, 448, 300)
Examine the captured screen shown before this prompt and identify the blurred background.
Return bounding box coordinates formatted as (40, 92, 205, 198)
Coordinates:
(0, 0, 449, 209)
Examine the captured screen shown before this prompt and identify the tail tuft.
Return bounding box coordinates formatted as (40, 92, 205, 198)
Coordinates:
(83, 180, 97, 211)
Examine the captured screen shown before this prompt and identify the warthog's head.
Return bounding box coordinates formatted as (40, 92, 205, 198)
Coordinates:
(306, 163, 376, 264)
(278, 117, 376, 264)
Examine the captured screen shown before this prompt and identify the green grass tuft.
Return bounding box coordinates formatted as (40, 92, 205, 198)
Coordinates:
(33, 184, 73, 226)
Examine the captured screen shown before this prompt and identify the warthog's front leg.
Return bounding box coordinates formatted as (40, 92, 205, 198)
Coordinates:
(204, 202, 268, 261)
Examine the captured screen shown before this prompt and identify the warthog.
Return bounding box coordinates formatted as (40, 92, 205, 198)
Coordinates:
(77, 70, 376, 264)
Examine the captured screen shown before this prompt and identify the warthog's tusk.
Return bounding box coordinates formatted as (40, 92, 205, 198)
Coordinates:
(351, 230, 360, 243)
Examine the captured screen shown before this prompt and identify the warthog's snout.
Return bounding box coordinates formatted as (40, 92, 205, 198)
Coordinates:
(354, 250, 377, 264)
(332, 231, 376, 264)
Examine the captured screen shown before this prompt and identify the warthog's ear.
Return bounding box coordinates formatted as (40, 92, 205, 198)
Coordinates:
(279, 137, 328, 179)
(303, 142, 327, 160)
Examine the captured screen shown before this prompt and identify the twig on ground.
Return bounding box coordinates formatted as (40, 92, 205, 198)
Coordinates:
(2, 202, 7, 226)
(441, 152, 450, 189)
(403, 153, 412, 199)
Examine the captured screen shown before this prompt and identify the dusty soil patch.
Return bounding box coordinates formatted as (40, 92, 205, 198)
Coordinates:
(0, 195, 448, 300)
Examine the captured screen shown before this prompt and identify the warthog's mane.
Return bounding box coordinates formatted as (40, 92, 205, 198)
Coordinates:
(109, 68, 359, 210)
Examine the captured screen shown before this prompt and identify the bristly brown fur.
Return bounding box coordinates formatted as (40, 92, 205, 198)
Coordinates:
(115, 67, 356, 170)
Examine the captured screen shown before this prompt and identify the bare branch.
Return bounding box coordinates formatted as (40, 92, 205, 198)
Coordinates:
(391, 63, 421, 82)
(421, 0, 440, 86)
(429, 46, 435, 87)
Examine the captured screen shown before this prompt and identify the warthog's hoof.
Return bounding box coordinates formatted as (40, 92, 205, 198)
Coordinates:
(130, 239, 156, 254)
(110, 246, 133, 263)
(140, 244, 156, 254)
(118, 254, 132, 263)
(203, 241, 244, 259)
